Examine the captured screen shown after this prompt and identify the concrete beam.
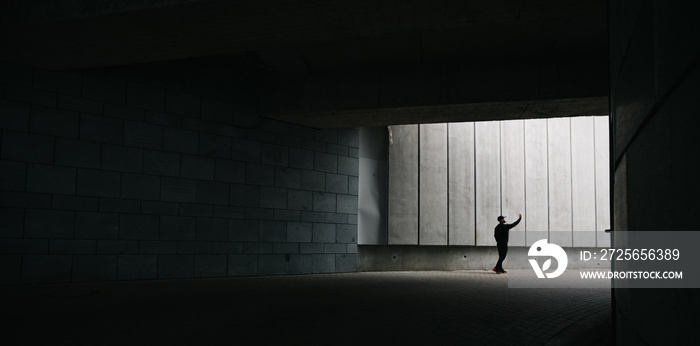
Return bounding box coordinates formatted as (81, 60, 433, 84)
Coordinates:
(262, 55, 608, 129)
(265, 97, 608, 129)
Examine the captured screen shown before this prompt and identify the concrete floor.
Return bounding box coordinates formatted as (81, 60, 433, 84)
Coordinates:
(2, 270, 612, 345)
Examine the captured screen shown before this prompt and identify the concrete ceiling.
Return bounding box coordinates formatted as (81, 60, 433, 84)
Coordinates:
(0, 0, 609, 128)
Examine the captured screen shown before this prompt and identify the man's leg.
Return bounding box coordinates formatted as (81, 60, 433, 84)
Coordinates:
(495, 241, 506, 271)
(499, 243, 508, 272)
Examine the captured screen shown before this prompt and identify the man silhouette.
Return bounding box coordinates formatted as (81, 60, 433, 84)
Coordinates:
(493, 213, 522, 274)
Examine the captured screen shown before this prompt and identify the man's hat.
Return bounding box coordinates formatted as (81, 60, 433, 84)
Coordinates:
(497, 215, 505, 222)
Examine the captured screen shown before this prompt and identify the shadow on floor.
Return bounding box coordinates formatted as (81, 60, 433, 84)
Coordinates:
(2, 270, 612, 345)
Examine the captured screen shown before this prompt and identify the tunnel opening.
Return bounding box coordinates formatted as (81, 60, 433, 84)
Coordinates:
(357, 115, 611, 272)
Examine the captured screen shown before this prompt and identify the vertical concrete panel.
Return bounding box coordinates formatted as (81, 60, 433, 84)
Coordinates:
(419, 124, 447, 245)
(448, 122, 475, 245)
(547, 118, 573, 246)
(500, 120, 525, 246)
(571, 117, 597, 247)
(475, 121, 500, 246)
(358, 127, 388, 245)
(524, 119, 548, 246)
(388, 125, 418, 244)
(594, 116, 611, 247)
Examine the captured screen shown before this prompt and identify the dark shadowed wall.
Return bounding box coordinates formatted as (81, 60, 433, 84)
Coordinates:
(0, 61, 359, 284)
(609, 0, 700, 344)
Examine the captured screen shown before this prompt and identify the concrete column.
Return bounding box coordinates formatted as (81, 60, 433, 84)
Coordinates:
(448, 122, 475, 245)
(358, 127, 388, 245)
(547, 118, 573, 246)
(571, 117, 596, 246)
(524, 119, 549, 246)
(419, 124, 448, 245)
(388, 125, 418, 244)
(594, 117, 610, 247)
(475, 121, 500, 246)
(500, 120, 525, 246)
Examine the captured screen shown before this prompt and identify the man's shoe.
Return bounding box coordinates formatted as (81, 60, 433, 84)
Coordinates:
(492, 267, 499, 273)
(500, 270, 507, 274)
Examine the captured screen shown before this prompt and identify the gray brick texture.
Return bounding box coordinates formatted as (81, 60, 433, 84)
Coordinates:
(25, 209, 74, 239)
(313, 223, 336, 243)
(75, 212, 119, 239)
(58, 94, 103, 114)
(196, 181, 230, 205)
(72, 255, 117, 282)
(83, 74, 126, 104)
(139, 240, 177, 254)
(286, 254, 312, 274)
(22, 255, 72, 283)
(158, 255, 194, 278)
(102, 145, 143, 173)
(103, 103, 145, 122)
(336, 254, 358, 272)
(194, 255, 227, 277)
(119, 214, 159, 240)
(228, 254, 257, 276)
(143, 150, 180, 177)
(313, 192, 336, 212)
(1, 131, 54, 164)
(6, 85, 56, 107)
(0, 208, 24, 238)
(199, 133, 231, 158)
(80, 114, 124, 145)
(181, 155, 215, 180)
(124, 121, 163, 150)
(0, 62, 360, 285)
(0, 160, 26, 191)
(180, 203, 213, 218)
(50, 239, 96, 254)
(77, 169, 120, 198)
(164, 128, 198, 154)
(312, 254, 335, 273)
(99, 198, 140, 213)
(55, 138, 101, 169)
(337, 194, 358, 214)
(0, 191, 51, 209)
(338, 156, 359, 176)
(275, 167, 301, 189)
(127, 82, 165, 111)
(166, 91, 200, 117)
(118, 255, 157, 280)
(258, 255, 285, 275)
(51, 195, 99, 211)
(0, 100, 30, 131)
(26, 164, 76, 195)
(196, 217, 228, 241)
(34, 70, 82, 96)
(214, 159, 246, 183)
(120, 174, 160, 200)
(161, 177, 196, 203)
(289, 148, 314, 170)
(31, 106, 80, 138)
(314, 152, 337, 173)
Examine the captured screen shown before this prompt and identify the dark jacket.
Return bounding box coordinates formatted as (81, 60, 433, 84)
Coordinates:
(494, 217, 521, 243)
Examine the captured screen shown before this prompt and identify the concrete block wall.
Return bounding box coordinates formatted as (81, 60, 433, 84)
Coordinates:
(0, 61, 359, 285)
(385, 117, 610, 248)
